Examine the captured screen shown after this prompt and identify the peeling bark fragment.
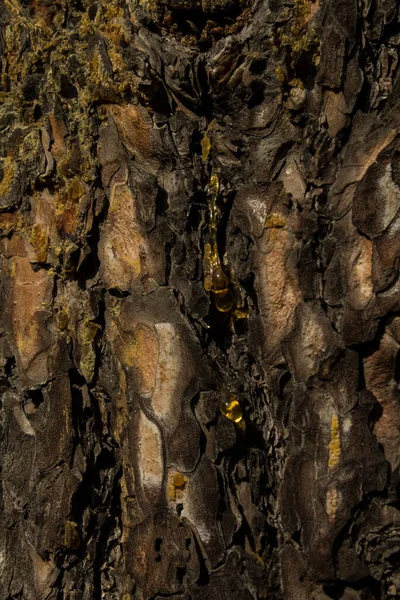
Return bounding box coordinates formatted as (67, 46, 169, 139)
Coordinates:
(283, 302, 341, 383)
(99, 166, 164, 291)
(364, 332, 400, 470)
(8, 255, 54, 387)
(324, 91, 350, 138)
(137, 409, 164, 503)
(255, 225, 302, 366)
(353, 156, 400, 238)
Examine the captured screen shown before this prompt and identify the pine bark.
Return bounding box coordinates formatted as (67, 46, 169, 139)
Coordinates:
(1, 0, 400, 598)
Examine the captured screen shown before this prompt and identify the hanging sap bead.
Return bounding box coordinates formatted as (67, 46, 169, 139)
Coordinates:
(212, 265, 233, 312)
(209, 173, 220, 197)
(212, 265, 229, 292)
(214, 289, 233, 312)
(219, 394, 243, 423)
(172, 472, 186, 489)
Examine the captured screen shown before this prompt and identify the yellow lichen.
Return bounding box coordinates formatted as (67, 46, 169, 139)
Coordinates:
(328, 414, 341, 469)
(55, 178, 86, 234)
(78, 319, 100, 382)
(326, 487, 338, 522)
(90, 48, 108, 87)
(30, 223, 49, 263)
(168, 482, 176, 501)
(264, 213, 286, 228)
(57, 308, 69, 331)
(275, 0, 320, 69)
(64, 520, 80, 550)
(0, 157, 16, 197)
(120, 338, 138, 368)
(275, 65, 286, 83)
(108, 46, 126, 73)
(289, 78, 304, 89)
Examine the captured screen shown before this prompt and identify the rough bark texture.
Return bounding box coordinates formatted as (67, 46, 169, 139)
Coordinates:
(1, 0, 400, 598)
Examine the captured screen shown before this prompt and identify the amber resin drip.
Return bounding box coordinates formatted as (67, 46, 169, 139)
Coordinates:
(214, 288, 233, 312)
(203, 173, 234, 312)
(212, 265, 233, 312)
(219, 393, 243, 423)
(208, 173, 219, 262)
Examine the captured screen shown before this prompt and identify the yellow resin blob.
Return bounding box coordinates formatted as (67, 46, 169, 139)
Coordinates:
(212, 266, 233, 312)
(212, 265, 229, 291)
(219, 394, 243, 423)
(214, 289, 233, 312)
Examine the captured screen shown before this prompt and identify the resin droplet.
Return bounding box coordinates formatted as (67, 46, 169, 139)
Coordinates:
(201, 132, 211, 162)
(212, 266, 229, 291)
(214, 289, 233, 312)
(172, 472, 186, 489)
(219, 394, 243, 423)
(209, 173, 220, 197)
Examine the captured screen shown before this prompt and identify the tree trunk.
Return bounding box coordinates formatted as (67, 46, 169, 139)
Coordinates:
(1, 0, 400, 598)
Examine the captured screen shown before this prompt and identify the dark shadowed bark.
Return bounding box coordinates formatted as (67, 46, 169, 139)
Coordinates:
(1, 0, 400, 598)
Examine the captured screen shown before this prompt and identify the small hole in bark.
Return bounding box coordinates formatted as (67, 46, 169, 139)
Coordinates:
(187, 194, 207, 233)
(71, 0, 85, 11)
(240, 272, 259, 313)
(248, 80, 265, 108)
(156, 187, 169, 216)
(168, 5, 242, 35)
(322, 585, 344, 599)
(271, 141, 294, 174)
(249, 58, 267, 74)
(233, 314, 248, 336)
(28, 388, 44, 409)
(176, 566, 185, 584)
(367, 401, 383, 431)
(168, 8, 208, 36)
(88, 4, 97, 19)
(60, 75, 78, 99)
(388, 550, 400, 566)
(245, 422, 266, 451)
(323, 577, 380, 599)
(155, 537, 163, 552)
(138, 78, 172, 116)
(5, 356, 16, 377)
(291, 529, 301, 545)
(394, 348, 400, 384)
(21, 74, 41, 101)
(108, 288, 130, 298)
(33, 104, 42, 121)
(279, 371, 291, 397)
(293, 52, 318, 90)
